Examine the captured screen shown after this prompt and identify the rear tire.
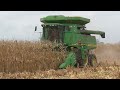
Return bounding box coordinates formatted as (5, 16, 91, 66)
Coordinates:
(88, 54, 98, 67)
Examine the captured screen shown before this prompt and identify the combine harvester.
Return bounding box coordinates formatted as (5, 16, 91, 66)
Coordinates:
(35, 15, 105, 69)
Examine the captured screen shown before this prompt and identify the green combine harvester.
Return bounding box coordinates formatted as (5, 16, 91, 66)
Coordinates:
(35, 15, 105, 69)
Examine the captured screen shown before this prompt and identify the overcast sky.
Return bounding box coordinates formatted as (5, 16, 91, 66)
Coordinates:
(0, 11, 119, 43)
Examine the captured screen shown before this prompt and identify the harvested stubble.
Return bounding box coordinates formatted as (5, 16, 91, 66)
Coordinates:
(0, 65, 120, 79)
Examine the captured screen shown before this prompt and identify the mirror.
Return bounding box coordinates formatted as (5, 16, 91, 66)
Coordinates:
(101, 33, 105, 38)
(35, 26, 37, 31)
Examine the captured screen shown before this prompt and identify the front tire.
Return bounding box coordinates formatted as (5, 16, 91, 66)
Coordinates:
(75, 49, 89, 68)
(88, 54, 98, 67)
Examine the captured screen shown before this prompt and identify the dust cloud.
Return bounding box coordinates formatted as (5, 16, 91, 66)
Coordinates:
(95, 44, 120, 65)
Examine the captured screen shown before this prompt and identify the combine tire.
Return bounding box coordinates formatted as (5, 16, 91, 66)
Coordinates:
(88, 54, 98, 67)
(75, 49, 88, 68)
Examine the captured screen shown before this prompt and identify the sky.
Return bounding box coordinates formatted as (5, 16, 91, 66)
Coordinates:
(0, 11, 119, 43)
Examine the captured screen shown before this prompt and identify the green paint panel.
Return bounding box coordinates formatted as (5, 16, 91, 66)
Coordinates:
(64, 32, 97, 50)
(59, 51, 76, 69)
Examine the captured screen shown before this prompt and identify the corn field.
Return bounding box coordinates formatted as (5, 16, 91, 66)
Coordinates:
(0, 40, 120, 79)
(0, 40, 66, 73)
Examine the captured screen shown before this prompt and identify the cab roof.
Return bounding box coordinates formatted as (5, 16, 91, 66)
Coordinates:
(40, 15, 90, 25)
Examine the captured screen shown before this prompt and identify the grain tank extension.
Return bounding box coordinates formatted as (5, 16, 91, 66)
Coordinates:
(36, 15, 105, 69)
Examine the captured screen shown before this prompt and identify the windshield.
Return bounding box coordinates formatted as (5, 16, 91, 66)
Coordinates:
(42, 25, 65, 43)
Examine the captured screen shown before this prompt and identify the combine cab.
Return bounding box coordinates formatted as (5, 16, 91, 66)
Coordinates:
(35, 15, 105, 69)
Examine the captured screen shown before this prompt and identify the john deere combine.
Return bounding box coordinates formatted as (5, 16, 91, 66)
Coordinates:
(35, 15, 105, 69)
